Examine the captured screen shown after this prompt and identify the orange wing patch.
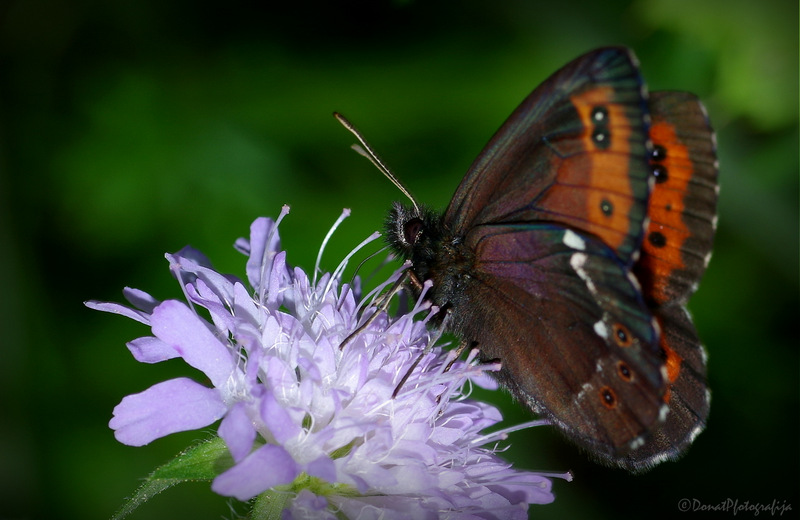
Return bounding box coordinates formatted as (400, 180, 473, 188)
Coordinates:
(657, 314, 686, 405)
(542, 86, 640, 254)
(640, 121, 694, 305)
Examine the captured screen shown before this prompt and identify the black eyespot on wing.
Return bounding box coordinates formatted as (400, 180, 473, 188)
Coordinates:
(592, 128, 611, 149)
(648, 231, 667, 248)
(652, 164, 669, 184)
(600, 386, 618, 409)
(617, 361, 633, 382)
(600, 198, 614, 216)
(651, 144, 667, 162)
(613, 323, 633, 347)
(591, 105, 609, 123)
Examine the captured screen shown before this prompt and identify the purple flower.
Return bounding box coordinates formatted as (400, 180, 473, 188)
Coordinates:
(88, 207, 569, 519)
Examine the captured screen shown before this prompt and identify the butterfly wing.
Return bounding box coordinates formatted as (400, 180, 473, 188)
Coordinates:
(620, 304, 710, 470)
(621, 91, 718, 470)
(385, 51, 717, 471)
(447, 223, 667, 466)
(637, 91, 718, 306)
(444, 47, 651, 265)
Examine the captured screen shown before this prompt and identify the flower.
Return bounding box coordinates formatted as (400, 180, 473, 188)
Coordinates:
(88, 207, 568, 519)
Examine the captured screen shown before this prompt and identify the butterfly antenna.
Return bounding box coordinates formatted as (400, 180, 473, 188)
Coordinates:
(333, 112, 420, 213)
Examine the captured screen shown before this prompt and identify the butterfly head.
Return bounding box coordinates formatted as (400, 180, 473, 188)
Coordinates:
(385, 202, 444, 259)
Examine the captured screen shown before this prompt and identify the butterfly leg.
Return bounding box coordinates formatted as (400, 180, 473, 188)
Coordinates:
(392, 309, 452, 398)
(339, 271, 410, 350)
(442, 339, 473, 374)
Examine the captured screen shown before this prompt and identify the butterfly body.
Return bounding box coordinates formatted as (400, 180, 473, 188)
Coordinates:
(381, 47, 717, 472)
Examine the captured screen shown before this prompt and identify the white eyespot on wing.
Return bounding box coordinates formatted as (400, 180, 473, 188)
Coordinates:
(576, 381, 593, 401)
(659, 403, 670, 422)
(563, 229, 586, 251)
(700, 345, 709, 365)
(629, 435, 646, 451)
(627, 271, 642, 292)
(594, 320, 609, 339)
(689, 420, 706, 444)
(570, 252, 598, 295)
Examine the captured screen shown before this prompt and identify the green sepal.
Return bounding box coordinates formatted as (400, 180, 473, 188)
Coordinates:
(247, 474, 360, 520)
(110, 436, 233, 520)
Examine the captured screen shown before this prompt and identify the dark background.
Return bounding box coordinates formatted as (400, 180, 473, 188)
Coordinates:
(1, 1, 797, 519)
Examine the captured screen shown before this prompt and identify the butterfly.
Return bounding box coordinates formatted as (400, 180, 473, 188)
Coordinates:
(338, 47, 718, 472)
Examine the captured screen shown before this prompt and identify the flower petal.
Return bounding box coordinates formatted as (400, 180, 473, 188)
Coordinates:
(186, 278, 237, 335)
(126, 336, 179, 363)
(266, 250, 288, 309)
(84, 300, 152, 325)
(212, 444, 299, 500)
(289, 490, 333, 519)
(167, 249, 240, 310)
(244, 217, 282, 294)
(150, 300, 235, 387)
(218, 401, 256, 462)
(109, 377, 226, 446)
(486, 475, 555, 505)
(304, 455, 337, 483)
(260, 388, 302, 444)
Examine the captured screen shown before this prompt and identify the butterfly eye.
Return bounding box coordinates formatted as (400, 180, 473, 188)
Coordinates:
(403, 218, 424, 245)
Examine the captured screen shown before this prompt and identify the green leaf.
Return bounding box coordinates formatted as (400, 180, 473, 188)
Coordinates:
(249, 489, 292, 520)
(111, 436, 233, 520)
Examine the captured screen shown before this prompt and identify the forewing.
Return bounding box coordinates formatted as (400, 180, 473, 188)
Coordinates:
(444, 47, 651, 265)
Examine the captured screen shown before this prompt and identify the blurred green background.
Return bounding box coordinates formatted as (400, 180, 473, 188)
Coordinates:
(1, 1, 797, 519)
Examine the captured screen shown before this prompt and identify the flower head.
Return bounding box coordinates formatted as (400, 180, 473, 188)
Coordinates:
(88, 207, 566, 519)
